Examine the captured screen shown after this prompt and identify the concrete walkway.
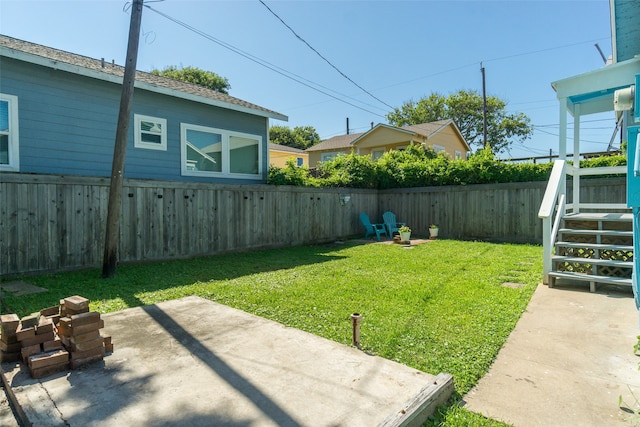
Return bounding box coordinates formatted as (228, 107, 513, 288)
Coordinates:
(2, 296, 450, 427)
(463, 283, 640, 427)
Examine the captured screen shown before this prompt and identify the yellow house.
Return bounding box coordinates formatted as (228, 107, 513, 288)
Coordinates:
(269, 143, 309, 167)
(305, 119, 470, 167)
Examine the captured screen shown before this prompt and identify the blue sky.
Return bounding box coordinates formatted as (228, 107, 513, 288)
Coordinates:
(1, 0, 617, 159)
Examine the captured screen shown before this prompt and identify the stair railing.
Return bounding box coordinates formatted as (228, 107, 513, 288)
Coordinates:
(539, 160, 567, 284)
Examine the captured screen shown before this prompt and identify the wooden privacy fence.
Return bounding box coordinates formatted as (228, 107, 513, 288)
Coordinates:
(0, 173, 626, 277)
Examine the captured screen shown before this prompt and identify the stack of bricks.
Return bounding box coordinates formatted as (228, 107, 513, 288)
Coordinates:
(0, 314, 21, 362)
(0, 295, 112, 379)
(57, 296, 111, 369)
(15, 308, 69, 379)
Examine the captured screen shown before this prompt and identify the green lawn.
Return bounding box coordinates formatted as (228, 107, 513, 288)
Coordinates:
(1, 239, 542, 426)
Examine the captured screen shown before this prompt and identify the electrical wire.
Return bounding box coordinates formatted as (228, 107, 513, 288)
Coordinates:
(258, 0, 394, 110)
(143, 4, 386, 118)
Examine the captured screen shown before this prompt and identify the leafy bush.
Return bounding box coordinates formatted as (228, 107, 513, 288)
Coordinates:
(266, 147, 624, 189)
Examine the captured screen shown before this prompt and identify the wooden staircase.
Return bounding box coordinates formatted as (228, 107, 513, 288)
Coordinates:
(549, 212, 633, 292)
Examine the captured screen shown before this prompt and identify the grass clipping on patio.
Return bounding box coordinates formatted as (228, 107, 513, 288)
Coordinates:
(2, 240, 541, 397)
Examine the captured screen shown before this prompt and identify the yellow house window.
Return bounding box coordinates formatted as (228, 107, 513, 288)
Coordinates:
(372, 150, 384, 160)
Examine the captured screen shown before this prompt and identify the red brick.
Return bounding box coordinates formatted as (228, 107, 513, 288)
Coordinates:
(0, 314, 20, 332)
(20, 313, 40, 329)
(36, 317, 54, 335)
(29, 361, 69, 379)
(56, 318, 71, 336)
(21, 344, 41, 363)
(70, 319, 104, 336)
(29, 349, 69, 370)
(39, 306, 59, 317)
(69, 337, 103, 352)
(101, 333, 112, 346)
(63, 295, 89, 311)
(16, 325, 35, 341)
(0, 350, 21, 363)
(20, 331, 55, 347)
(0, 340, 21, 352)
(70, 312, 100, 328)
(1, 333, 19, 344)
(70, 329, 100, 344)
(70, 354, 103, 370)
(47, 314, 61, 325)
(43, 338, 64, 352)
(70, 345, 105, 361)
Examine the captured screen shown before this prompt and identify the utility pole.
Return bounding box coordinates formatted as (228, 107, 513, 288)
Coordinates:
(102, 0, 144, 278)
(481, 62, 488, 149)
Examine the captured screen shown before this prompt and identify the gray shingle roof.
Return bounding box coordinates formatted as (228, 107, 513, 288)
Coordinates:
(0, 34, 287, 120)
(306, 119, 463, 152)
(304, 132, 363, 152)
(269, 143, 306, 154)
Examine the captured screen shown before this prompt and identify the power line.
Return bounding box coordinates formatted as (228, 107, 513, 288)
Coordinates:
(378, 36, 610, 93)
(143, 4, 386, 118)
(483, 37, 610, 64)
(258, 0, 394, 110)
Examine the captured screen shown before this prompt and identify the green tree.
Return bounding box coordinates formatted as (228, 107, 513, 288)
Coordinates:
(269, 125, 320, 150)
(386, 90, 533, 154)
(150, 66, 230, 94)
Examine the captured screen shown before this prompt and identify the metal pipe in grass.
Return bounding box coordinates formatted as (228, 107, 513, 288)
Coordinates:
(351, 313, 362, 348)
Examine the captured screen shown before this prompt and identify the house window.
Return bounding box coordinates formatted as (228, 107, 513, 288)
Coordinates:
(0, 94, 19, 171)
(181, 123, 262, 178)
(321, 152, 340, 162)
(297, 157, 303, 167)
(371, 150, 384, 160)
(134, 114, 167, 151)
(455, 150, 462, 160)
(433, 144, 445, 153)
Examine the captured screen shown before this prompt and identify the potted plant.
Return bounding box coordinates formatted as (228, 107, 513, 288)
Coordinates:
(429, 224, 439, 239)
(399, 225, 411, 243)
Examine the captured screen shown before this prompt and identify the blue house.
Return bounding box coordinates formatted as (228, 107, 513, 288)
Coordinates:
(0, 35, 287, 183)
(538, 0, 639, 308)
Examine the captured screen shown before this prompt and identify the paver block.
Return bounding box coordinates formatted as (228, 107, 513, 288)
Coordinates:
(20, 331, 55, 348)
(16, 325, 35, 341)
(63, 296, 89, 311)
(70, 312, 100, 328)
(36, 317, 54, 335)
(29, 349, 69, 370)
(29, 361, 69, 379)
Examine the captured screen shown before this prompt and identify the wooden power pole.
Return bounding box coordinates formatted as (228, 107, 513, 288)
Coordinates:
(102, 0, 144, 278)
(481, 62, 488, 149)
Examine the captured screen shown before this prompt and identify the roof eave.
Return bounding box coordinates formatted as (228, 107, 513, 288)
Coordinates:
(0, 46, 288, 121)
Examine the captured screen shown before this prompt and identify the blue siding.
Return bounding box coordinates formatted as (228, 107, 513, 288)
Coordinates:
(614, 0, 640, 63)
(0, 57, 269, 183)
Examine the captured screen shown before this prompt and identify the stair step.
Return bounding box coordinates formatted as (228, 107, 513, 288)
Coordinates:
(555, 241, 633, 251)
(558, 228, 633, 237)
(563, 213, 632, 222)
(552, 256, 633, 268)
(548, 271, 632, 287)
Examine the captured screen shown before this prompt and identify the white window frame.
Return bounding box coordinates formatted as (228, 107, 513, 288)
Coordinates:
(180, 123, 262, 179)
(320, 152, 341, 162)
(433, 144, 446, 153)
(0, 93, 19, 172)
(134, 114, 167, 151)
(371, 149, 385, 160)
(455, 150, 462, 160)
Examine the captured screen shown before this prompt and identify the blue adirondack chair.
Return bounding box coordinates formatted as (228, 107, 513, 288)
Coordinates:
(382, 211, 406, 237)
(360, 212, 387, 241)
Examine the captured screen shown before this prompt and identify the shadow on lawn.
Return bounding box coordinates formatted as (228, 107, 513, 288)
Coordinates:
(1, 243, 350, 316)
